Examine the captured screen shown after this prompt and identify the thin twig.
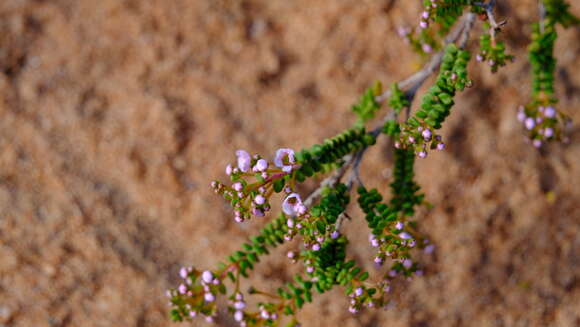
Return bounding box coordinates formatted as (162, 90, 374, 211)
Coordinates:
(539, 1, 546, 33)
(303, 12, 477, 214)
(376, 12, 477, 103)
(303, 154, 354, 208)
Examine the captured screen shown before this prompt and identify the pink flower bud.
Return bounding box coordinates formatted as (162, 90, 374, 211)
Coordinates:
(235, 150, 251, 172)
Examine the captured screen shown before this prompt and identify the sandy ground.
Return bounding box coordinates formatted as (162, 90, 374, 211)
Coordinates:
(0, 1, 579, 326)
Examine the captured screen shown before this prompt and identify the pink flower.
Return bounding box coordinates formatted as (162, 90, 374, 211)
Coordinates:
(544, 128, 554, 138)
(422, 129, 432, 141)
(225, 164, 233, 175)
(419, 21, 428, 29)
(395, 221, 404, 230)
(234, 311, 244, 322)
(204, 292, 215, 302)
(544, 106, 556, 118)
(253, 159, 268, 172)
(254, 195, 265, 205)
(274, 148, 296, 172)
(399, 232, 413, 240)
(403, 259, 413, 269)
(525, 117, 535, 130)
(282, 193, 305, 216)
(236, 150, 251, 172)
(201, 270, 214, 284)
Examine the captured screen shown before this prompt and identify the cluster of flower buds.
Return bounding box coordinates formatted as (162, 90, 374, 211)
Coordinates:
(418, 0, 473, 31)
(477, 33, 514, 73)
(397, 25, 437, 56)
(211, 148, 299, 222)
(395, 125, 445, 158)
(398, 44, 471, 156)
(418, 0, 437, 30)
(517, 105, 571, 147)
(284, 184, 349, 252)
(347, 285, 385, 314)
(168, 268, 223, 323)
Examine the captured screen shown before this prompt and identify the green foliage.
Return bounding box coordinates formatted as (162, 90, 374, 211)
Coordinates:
(478, 31, 514, 73)
(229, 214, 289, 278)
(358, 148, 424, 236)
(528, 22, 557, 101)
(542, 0, 580, 27)
(351, 82, 383, 124)
(387, 83, 410, 114)
(414, 44, 470, 129)
(295, 127, 375, 178)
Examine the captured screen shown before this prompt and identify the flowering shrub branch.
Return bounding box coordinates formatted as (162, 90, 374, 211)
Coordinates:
(167, 2, 576, 326)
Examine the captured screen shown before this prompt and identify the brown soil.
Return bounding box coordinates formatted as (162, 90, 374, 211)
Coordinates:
(1, 1, 579, 327)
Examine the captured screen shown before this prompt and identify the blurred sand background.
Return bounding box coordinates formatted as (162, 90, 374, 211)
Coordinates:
(0, 1, 579, 326)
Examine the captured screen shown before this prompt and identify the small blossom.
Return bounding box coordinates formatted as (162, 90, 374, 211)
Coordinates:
(533, 139, 542, 148)
(418, 151, 427, 158)
(436, 143, 445, 151)
(236, 150, 252, 172)
(252, 208, 265, 217)
(254, 195, 266, 205)
(419, 21, 428, 29)
(189, 311, 197, 318)
(354, 287, 364, 297)
(253, 159, 268, 172)
(331, 231, 340, 239)
(282, 193, 304, 217)
(476, 54, 483, 62)
(274, 148, 296, 172)
(403, 259, 413, 269)
(544, 128, 554, 138)
(178, 284, 187, 294)
(180, 267, 189, 279)
(421, 129, 432, 141)
(204, 292, 215, 302)
(544, 106, 556, 118)
(234, 301, 246, 310)
(395, 221, 404, 230)
(517, 110, 526, 122)
(374, 256, 383, 265)
(421, 11, 429, 19)
(306, 266, 315, 274)
(425, 244, 435, 254)
(234, 311, 244, 322)
(312, 243, 321, 251)
(399, 232, 413, 240)
(422, 43, 433, 53)
(233, 182, 243, 192)
(525, 117, 535, 130)
(202, 270, 214, 284)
